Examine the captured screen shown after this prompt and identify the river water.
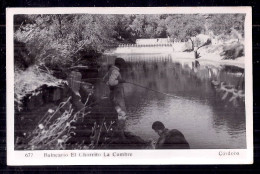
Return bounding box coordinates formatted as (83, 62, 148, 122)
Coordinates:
(94, 54, 246, 149)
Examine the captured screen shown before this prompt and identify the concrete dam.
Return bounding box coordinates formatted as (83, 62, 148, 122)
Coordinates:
(112, 38, 191, 54)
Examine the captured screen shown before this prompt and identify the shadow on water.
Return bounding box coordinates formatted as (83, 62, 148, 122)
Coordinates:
(94, 54, 246, 149)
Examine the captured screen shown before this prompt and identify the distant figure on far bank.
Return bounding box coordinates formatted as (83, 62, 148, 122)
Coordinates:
(151, 121, 190, 149)
(103, 58, 127, 137)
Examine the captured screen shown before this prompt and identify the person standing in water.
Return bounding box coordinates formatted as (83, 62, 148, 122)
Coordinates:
(103, 58, 127, 138)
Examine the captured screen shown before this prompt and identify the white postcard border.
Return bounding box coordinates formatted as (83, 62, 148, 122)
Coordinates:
(6, 7, 253, 165)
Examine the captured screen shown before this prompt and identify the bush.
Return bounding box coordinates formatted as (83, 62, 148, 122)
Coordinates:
(14, 40, 35, 69)
(221, 43, 244, 60)
(14, 14, 118, 70)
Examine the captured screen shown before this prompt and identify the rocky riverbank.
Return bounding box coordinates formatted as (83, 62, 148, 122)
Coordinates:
(106, 34, 245, 68)
(14, 65, 150, 150)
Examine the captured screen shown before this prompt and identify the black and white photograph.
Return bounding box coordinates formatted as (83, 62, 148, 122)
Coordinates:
(6, 7, 253, 165)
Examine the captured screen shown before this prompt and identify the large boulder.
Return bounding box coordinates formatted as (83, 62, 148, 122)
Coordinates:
(25, 91, 44, 111)
(221, 43, 244, 60)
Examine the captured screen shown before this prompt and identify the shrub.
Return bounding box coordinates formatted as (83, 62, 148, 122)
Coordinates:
(221, 43, 244, 60)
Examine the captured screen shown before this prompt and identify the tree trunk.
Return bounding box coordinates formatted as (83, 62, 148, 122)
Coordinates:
(194, 50, 198, 59)
(189, 38, 194, 51)
(57, 15, 63, 38)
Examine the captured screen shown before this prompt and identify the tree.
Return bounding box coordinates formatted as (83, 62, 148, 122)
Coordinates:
(129, 14, 166, 39)
(129, 15, 147, 38)
(112, 15, 134, 42)
(207, 14, 245, 39)
(14, 14, 120, 69)
(165, 14, 206, 50)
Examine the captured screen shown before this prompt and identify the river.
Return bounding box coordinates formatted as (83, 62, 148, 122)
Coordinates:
(93, 53, 246, 149)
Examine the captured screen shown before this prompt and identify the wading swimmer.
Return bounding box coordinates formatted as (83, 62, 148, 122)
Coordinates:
(151, 121, 190, 149)
(103, 58, 127, 138)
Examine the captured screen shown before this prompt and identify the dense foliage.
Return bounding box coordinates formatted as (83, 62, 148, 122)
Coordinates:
(14, 14, 245, 69)
(14, 14, 118, 69)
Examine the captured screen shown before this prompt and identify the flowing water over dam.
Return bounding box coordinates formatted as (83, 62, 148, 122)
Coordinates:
(94, 54, 246, 149)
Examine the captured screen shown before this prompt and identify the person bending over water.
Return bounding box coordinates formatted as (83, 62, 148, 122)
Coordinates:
(151, 121, 190, 149)
(103, 58, 127, 138)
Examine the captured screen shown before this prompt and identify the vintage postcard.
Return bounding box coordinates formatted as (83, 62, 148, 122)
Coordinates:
(6, 7, 253, 165)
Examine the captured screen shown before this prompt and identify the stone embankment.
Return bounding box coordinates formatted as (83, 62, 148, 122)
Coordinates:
(111, 42, 192, 54)
(15, 68, 150, 150)
(16, 71, 93, 112)
(15, 70, 94, 149)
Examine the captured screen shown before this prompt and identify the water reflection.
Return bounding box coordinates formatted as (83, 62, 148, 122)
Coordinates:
(95, 54, 246, 149)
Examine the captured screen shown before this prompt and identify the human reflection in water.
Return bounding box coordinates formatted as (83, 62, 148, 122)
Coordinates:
(150, 121, 190, 149)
